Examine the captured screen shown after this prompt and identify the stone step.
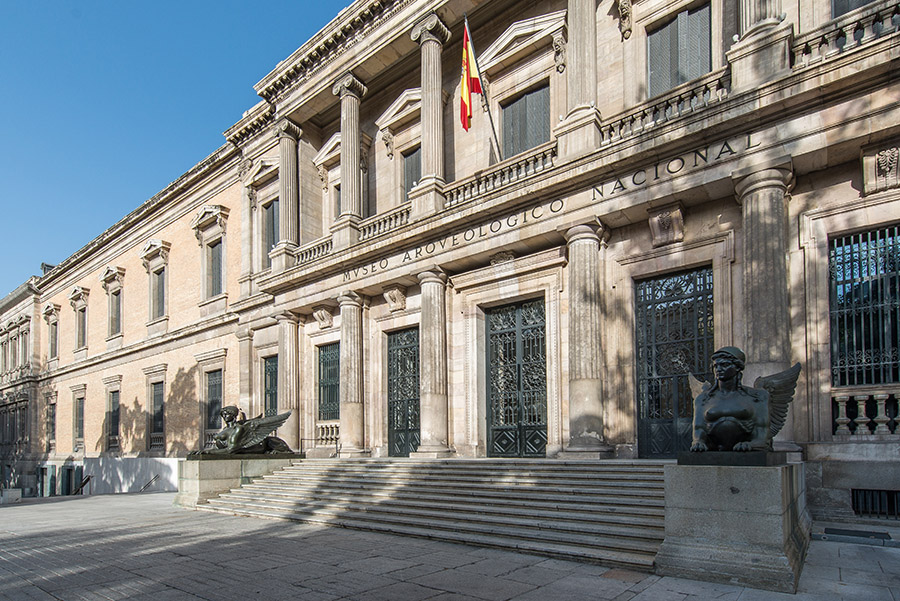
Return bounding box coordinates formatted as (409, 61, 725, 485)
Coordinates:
(287, 459, 668, 475)
(276, 467, 664, 486)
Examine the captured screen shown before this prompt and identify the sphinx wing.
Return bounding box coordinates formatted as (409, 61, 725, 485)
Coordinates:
(754, 363, 802, 440)
(238, 411, 291, 449)
(688, 373, 711, 403)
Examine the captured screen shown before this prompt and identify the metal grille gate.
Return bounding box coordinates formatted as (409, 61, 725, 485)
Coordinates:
(263, 356, 278, 417)
(487, 299, 547, 457)
(387, 328, 420, 457)
(635, 267, 714, 458)
(318, 343, 340, 421)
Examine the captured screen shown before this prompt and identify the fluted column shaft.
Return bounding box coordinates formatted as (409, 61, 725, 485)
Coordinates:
(741, 0, 782, 36)
(275, 119, 301, 246)
(411, 14, 450, 184)
(276, 312, 300, 450)
(564, 223, 612, 454)
(338, 291, 367, 455)
(333, 75, 367, 219)
(567, 0, 597, 113)
(412, 269, 452, 457)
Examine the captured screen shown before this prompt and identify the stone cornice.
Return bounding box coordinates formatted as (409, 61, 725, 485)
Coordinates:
(225, 102, 276, 147)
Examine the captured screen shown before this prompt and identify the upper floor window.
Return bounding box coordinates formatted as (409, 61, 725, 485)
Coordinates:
(141, 239, 171, 332)
(833, 0, 875, 17)
(68, 286, 90, 352)
(208, 240, 223, 297)
(647, 3, 711, 98)
(402, 146, 422, 203)
(152, 267, 166, 320)
(501, 84, 550, 159)
(829, 223, 900, 387)
(49, 322, 58, 359)
(190, 205, 229, 303)
(263, 199, 279, 269)
(100, 266, 125, 340)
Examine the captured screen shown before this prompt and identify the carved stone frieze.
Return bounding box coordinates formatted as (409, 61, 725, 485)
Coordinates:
(490, 251, 516, 265)
(863, 142, 900, 194)
(648, 203, 685, 247)
(382, 285, 407, 312)
(312, 305, 334, 329)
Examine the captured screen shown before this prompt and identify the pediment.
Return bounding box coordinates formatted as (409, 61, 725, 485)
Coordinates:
(312, 131, 373, 168)
(244, 158, 279, 187)
(375, 88, 422, 133)
(190, 205, 230, 233)
(479, 10, 567, 76)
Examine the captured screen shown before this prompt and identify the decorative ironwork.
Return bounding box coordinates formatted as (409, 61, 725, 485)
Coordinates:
(318, 343, 340, 421)
(387, 327, 420, 457)
(829, 224, 900, 387)
(487, 299, 547, 457)
(635, 267, 714, 458)
(263, 356, 278, 417)
(852, 488, 900, 519)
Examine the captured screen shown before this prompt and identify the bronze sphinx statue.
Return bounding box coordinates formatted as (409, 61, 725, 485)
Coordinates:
(192, 405, 293, 455)
(690, 347, 801, 452)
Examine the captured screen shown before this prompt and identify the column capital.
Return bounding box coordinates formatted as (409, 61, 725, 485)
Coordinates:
(273, 118, 301, 141)
(411, 13, 451, 46)
(560, 219, 609, 246)
(274, 311, 301, 325)
(332, 73, 368, 100)
(337, 290, 365, 308)
(417, 268, 447, 286)
(732, 157, 793, 199)
(235, 326, 254, 342)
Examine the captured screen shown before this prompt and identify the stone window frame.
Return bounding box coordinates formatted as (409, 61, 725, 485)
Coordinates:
(624, 0, 725, 105)
(68, 286, 90, 360)
(17, 317, 30, 370)
(140, 239, 171, 336)
(42, 303, 61, 365)
(190, 205, 230, 315)
(102, 374, 123, 452)
(70, 383, 86, 453)
(143, 363, 167, 453)
(243, 157, 279, 276)
(44, 390, 57, 453)
(312, 131, 373, 225)
(195, 348, 227, 449)
(0, 331, 7, 374)
(99, 266, 126, 350)
(798, 189, 900, 442)
(304, 321, 341, 452)
(611, 230, 735, 448)
(375, 88, 431, 210)
(477, 10, 566, 163)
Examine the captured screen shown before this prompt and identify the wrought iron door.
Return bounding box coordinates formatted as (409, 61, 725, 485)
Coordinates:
(635, 267, 714, 458)
(318, 343, 340, 421)
(387, 328, 420, 457)
(487, 299, 547, 457)
(263, 356, 278, 417)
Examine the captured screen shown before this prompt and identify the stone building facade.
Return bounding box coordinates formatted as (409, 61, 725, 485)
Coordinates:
(1, 0, 898, 519)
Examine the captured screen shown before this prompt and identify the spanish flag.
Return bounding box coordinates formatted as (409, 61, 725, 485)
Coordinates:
(460, 19, 483, 132)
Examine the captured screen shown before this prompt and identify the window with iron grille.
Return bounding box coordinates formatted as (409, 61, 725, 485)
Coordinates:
(108, 390, 120, 450)
(648, 3, 711, 98)
(829, 224, 900, 387)
(206, 369, 223, 430)
(318, 343, 340, 421)
(151, 382, 165, 434)
(833, 0, 875, 17)
(74, 396, 84, 450)
(263, 356, 278, 417)
(46, 402, 56, 450)
(501, 84, 550, 159)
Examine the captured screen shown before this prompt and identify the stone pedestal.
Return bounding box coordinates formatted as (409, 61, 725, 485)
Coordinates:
(655, 463, 810, 593)
(173, 456, 297, 508)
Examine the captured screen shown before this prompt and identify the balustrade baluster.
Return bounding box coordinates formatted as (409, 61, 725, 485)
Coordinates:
(835, 395, 851, 434)
(853, 395, 871, 435)
(873, 394, 891, 434)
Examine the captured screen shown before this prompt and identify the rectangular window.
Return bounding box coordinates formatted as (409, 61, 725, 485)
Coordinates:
(264, 356, 278, 416)
(208, 239, 223, 298)
(1, 341, 6, 371)
(206, 369, 223, 430)
(74, 397, 84, 444)
(10, 336, 17, 366)
(833, 0, 875, 17)
(109, 290, 122, 336)
(829, 224, 900, 387)
(318, 343, 340, 421)
(502, 84, 550, 159)
(402, 146, 422, 203)
(76, 308, 87, 348)
(151, 382, 165, 434)
(108, 390, 120, 448)
(648, 3, 711, 98)
(46, 403, 56, 448)
(20, 332, 28, 366)
(152, 268, 166, 320)
(263, 199, 279, 269)
(49, 322, 58, 359)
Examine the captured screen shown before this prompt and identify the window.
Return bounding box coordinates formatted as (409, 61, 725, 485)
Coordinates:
(829, 224, 900, 387)
(76, 308, 87, 348)
(109, 290, 122, 336)
(206, 369, 223, 430)
(20, 330, 28, 366)
(207, 239, 223, 298)
(263, 355, 278, 416)
(648, 3, 711, 98)
(502, 84, 550, 159)
(68, 286, 90, 352)
(318, 343, 340, 421)
(108, 390, 120, 450)
(46, 401, 56, 451)
(10, 335, 17, 366)
(140, 239, 171, 333)
(100, 267, 125, 341)
(833, 0, 875, 17)
(263, 199, 279, 269)
(74, 396, 84, 450)
(151, 382, 165, 434)
(402, 146, 421, 203)
(152, 267, 166, 320)
(49, 322, 58, 359)
(1, 339, 6, 372)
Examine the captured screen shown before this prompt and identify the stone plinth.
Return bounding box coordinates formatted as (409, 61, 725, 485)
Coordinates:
(173, 455, 297, 508)
(655, 463, 810, 593)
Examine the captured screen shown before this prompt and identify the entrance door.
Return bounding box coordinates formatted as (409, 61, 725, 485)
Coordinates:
(387, 327, 420, 457)
(635, 267, 714, 458)
(487, 299, 547, 457)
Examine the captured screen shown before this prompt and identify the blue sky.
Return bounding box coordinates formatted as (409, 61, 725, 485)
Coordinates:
(0, 1, 351, 297)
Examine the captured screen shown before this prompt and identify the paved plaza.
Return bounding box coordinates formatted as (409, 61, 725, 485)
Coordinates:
(1, 492, 897, 601)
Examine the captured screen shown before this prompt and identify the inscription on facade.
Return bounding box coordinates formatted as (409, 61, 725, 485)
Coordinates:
(592, 133, 761, 199)
(342, 199, 565, 281)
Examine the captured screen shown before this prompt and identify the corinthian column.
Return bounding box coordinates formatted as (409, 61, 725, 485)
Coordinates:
(556, 0, 602, 159)
(411, 269, 453, 458)
(331, 74, 367, 249)
(338, 291, 368, 456)
(562, 221, 613, 456)
(271, 119, 301, 272)
(275, 312, 300, 450)
(409, 14, 451, 219)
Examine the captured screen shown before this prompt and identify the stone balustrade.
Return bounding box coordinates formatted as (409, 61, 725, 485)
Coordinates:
(295, 236, 334, 265)
(599, 68, 731, 148)
(316, 421, 340, 449)
(444, 141, 557, 208)
(358, 203, 411, 241)
(832, 389, 899, 437)
(792, 0, 899, 70)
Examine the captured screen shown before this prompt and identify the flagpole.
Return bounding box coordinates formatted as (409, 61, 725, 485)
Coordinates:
(465, 15, 502, 162)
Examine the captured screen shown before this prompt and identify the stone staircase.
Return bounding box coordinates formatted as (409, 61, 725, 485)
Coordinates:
(198, 459, 669, 570)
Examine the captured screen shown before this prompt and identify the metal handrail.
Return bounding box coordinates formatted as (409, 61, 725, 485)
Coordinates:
(139, 474, 160, 493)
(72, 475, 92, 496)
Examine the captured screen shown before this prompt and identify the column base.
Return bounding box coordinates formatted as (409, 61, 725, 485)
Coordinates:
(410, 446, 454, 459)
(338, 447, 371, 458)
(559, 437, 615, 459)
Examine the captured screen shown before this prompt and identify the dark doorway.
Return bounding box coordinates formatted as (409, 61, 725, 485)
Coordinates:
(387, 328, 420, 457)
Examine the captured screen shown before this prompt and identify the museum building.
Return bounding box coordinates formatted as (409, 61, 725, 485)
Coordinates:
(1, 0, 898, 519)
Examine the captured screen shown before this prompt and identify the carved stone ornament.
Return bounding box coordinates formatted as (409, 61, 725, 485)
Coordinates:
(648, 204, 685, 247)
(239, 158, 253, 179)
(317, 164, 329, 189)
(312, 305, 334, 330)
(617, 0, 633, 40)
(360, 145, 369, 174)
(863, 142, 900, 195)
(381, 129, 395, 160)
(410, 12, 451, 46)
(247, 187, 258, 209)
(552, 32, 567, 72)
(42, 303, 61, 324)
(140, 239, 172, 273)
(68, 286, 90, 310)
(490, 251, 516, 265)
(382, 285, 407, 312)
(190, 205, 230, 242)
(273, 118, 301, 141)
(99, 266, 126, 292)
(332, 73, 368, 99)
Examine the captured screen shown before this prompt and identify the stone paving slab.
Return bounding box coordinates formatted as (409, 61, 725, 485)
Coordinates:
(1, 492, 898, 601)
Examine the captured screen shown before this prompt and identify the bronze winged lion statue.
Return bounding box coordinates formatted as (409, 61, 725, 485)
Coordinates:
(192, 405, 293, 455)
(689, 346, 801, 452)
